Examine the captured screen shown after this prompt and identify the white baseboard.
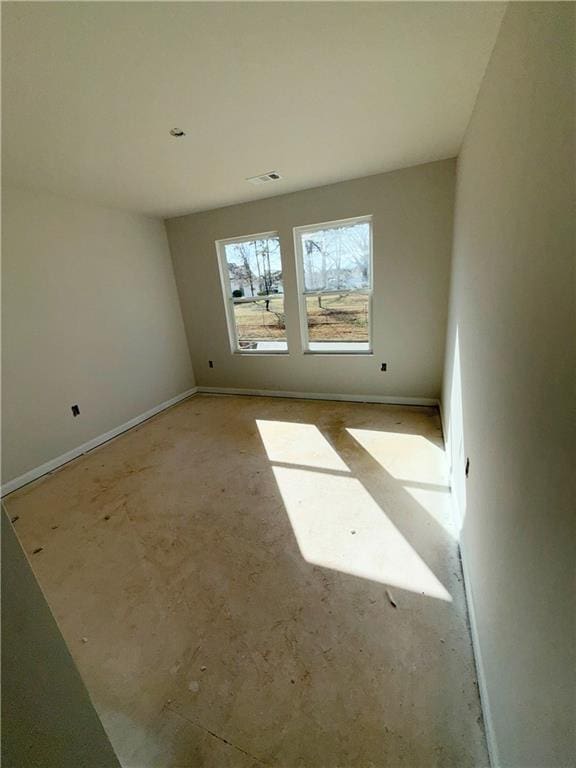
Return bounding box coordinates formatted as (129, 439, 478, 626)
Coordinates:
(1, 385, 436, 496)
(1, 387, 198, 497)
(198, 386, 439, 408)
(452, 491, 499, 768)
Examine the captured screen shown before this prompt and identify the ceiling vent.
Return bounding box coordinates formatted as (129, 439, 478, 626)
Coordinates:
(246, 171, 282, 185)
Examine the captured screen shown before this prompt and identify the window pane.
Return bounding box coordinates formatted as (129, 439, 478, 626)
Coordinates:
(305, 293, 369, 349)
(223, 236, 283, 298)
(220, 235, 287, 351)
(233, 295, 287, 351)
(299, 221, 371, 292)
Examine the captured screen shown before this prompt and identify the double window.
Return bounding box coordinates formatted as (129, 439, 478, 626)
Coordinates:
(217, 215, 372, 354)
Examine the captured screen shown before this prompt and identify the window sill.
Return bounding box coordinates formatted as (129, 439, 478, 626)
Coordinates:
(303, 350, 373, 356)
(233, 349, 289, 356)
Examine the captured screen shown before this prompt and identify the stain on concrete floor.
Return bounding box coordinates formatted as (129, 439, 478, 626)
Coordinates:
(5, 395, 488, 767)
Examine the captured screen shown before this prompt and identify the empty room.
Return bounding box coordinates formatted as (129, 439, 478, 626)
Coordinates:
(1, 2, 574, 767)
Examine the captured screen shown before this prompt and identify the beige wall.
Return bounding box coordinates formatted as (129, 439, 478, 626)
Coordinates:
(2, 186, 195, 483)
(166, 160, 455, 400)
(2, 511, 121, 767)
(442, 4, 575, 766)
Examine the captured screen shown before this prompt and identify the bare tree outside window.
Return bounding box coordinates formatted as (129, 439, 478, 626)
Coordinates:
(218, 234, 287, 352)
(295, 217, 372, 352)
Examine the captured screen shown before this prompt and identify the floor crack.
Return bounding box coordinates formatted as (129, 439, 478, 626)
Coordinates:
(166, 706, 269, 766)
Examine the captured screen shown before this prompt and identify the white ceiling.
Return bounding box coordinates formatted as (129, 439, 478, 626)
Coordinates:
(2, 2, 505, 218)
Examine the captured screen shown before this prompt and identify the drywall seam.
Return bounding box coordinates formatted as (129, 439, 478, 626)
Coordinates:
(452, 488, 500, 768)
(1, 388, 199, 497)
(198, 386, 439, 407)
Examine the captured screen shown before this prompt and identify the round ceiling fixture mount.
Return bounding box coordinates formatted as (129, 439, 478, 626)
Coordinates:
(169, 128, 186, 137)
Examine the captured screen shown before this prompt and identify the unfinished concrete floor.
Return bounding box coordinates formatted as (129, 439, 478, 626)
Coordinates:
(5, 395, 488, 767)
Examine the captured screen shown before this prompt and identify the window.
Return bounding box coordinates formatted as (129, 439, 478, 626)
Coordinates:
(216, 233, 287, 353)
(294, 216, 373, 353)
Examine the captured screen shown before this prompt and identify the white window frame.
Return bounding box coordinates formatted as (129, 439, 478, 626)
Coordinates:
(216, 231, 288, 355)
(293, 215, 373, 355)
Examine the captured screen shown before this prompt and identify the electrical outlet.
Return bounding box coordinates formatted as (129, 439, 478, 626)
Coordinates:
(71, 404, 80, 417)
(380, 363, 387, 372)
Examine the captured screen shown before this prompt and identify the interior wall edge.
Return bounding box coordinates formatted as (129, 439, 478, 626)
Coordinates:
(1, 388, 198, 497)
(457, 525, 500, 768)
(437, 396, 498, 768)
(1, 511, 122, 767)
(447, 462, 499, 768)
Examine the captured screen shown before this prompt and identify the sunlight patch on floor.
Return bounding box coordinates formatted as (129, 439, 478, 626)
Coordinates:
(401, 486, 455, 537)
(256, 420, 350, 472)
(346, 429, 446, 484)
(272, 466, 452, 601)
(347, 428, 455, 536)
